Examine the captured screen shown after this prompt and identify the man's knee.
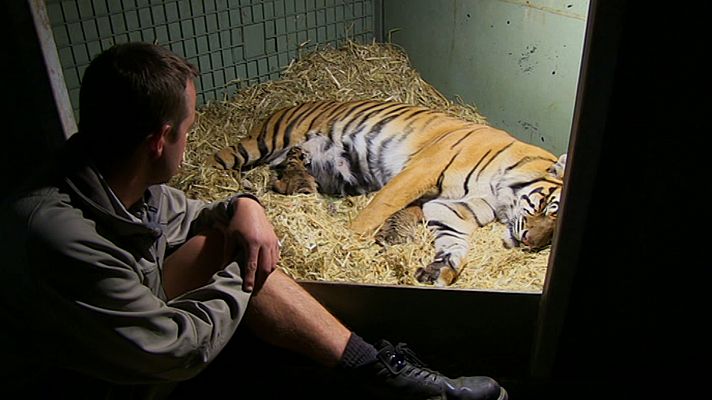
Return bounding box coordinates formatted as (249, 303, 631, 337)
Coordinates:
(163, 229, 231, 299)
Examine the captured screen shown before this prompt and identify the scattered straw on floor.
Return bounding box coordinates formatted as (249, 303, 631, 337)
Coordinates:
(171, 41, 549, 292)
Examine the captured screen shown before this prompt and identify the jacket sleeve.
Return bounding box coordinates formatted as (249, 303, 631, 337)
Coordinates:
(158, 185, 260, 248)
(13, 195, 251, 384)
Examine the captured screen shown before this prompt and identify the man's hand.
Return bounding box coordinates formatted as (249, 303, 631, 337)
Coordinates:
(224, 196, 280, 293)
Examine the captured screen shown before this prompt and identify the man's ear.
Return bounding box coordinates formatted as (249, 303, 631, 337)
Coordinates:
(147, 123, 173, 158)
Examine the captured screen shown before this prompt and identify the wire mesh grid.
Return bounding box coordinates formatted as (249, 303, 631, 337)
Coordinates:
(46, 0, 377, 115)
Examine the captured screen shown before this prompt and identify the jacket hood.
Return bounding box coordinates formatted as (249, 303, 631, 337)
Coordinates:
(59, 133, 163, 242)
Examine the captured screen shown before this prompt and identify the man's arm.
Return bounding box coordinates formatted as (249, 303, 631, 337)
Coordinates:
(159, 186, 280, 293)
(222, 195, 280, 292)
(13, 197, 250, 384)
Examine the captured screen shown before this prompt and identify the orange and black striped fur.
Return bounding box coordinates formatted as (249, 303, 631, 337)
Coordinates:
(215, 100, 565, 286)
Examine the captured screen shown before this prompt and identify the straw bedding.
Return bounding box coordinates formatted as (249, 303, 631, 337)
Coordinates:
(170, 41, 549, 292)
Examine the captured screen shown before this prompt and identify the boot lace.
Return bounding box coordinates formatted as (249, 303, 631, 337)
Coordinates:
(393, 343, 442, 383)
(394, 343, 428, 367)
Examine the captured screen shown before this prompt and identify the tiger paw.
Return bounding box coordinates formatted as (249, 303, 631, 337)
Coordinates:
(350, 215, 381, 236)
(415, 261, 458, 286)
(375, 206, 424, 246)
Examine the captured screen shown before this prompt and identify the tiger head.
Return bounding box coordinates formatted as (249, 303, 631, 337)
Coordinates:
(503, 154, 566, 250)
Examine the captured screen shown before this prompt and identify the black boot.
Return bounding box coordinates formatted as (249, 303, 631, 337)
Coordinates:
(358, 340, 507, 400)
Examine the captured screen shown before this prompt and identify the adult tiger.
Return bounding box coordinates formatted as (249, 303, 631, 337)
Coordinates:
(214, 100, 566, 286)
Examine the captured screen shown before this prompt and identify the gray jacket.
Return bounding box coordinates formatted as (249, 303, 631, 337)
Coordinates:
(0, 139, 252, 398)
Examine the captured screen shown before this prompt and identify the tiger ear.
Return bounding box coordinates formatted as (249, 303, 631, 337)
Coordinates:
(547, 153, 567, 179)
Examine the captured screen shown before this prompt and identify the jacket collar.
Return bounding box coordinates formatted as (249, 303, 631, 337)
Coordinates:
(59, 133, 163, 240)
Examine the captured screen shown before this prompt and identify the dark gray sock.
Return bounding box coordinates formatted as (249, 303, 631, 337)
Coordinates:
(337, 332, 379, 368)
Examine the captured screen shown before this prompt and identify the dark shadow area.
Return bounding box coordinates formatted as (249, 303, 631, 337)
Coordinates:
(0, 2, 68, 200)
(171, 327, 372, 400)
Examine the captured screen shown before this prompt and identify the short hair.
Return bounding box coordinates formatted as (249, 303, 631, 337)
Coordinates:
(78, 42, 198, 156)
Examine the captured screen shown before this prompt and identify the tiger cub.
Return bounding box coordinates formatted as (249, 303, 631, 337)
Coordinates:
(214, 100, 566, 286)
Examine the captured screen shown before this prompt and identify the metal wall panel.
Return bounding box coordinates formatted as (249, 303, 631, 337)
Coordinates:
(383, 0, 589, 156)
(45, 0, 377, 115)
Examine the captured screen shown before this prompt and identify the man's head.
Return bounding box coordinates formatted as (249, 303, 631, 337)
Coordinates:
(78, 42, 198, 178)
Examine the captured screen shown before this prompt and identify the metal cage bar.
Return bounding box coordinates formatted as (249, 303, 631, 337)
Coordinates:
(45, 0, 377, 115)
